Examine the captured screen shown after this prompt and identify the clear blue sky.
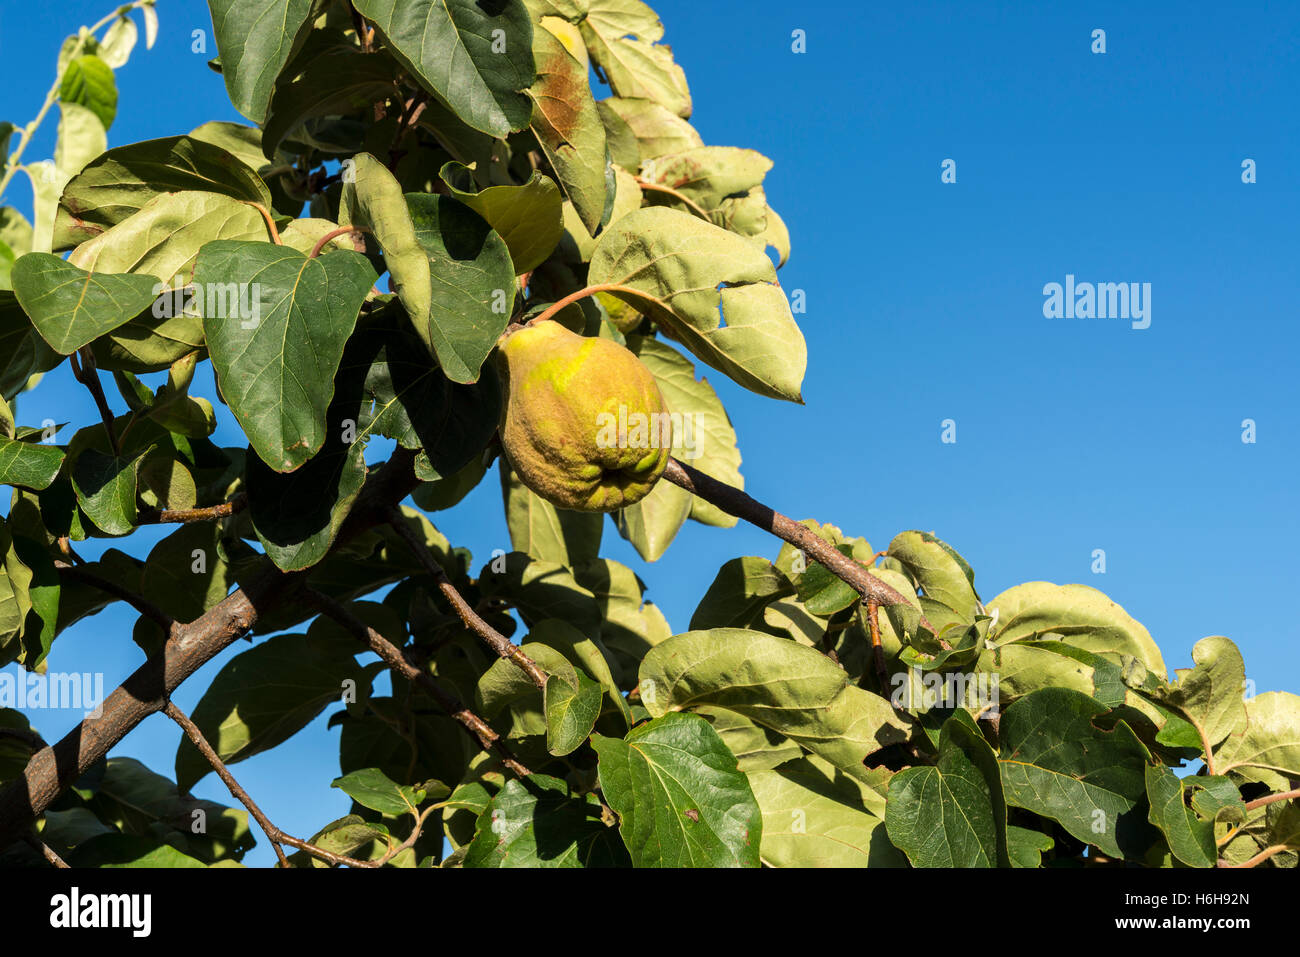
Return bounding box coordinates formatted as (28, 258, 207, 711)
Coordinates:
(2, 0, 1296, 866)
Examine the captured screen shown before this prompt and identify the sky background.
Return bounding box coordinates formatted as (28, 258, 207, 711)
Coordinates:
(1, 0, 1297, 867)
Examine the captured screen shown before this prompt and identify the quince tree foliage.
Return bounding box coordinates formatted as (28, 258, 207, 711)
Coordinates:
(0, 0, 1295, 870)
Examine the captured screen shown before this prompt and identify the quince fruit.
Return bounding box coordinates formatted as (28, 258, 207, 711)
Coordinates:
(497, 320, 672, 512)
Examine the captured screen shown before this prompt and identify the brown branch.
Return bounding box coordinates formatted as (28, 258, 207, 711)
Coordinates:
(172, 690, 442, 868)
(0, 449, 423, 850)
(662, 458, 937, 634)
(69, 348, 120, 457)
(22, 832, 69, 868)
(162, 701, 288, 867)
(306, 588, 531, 778)
(137, 494, 247, 525)
(384, 506, 549, 690)
(54, 559, 176, 635)
(866, 599, 887, 685)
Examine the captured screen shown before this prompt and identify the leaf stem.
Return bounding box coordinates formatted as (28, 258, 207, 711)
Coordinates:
(308, 225, 369, 259)
(524, 283, 640, 330)
(241, 201, 282, 245)
(635, 179, 712, 222)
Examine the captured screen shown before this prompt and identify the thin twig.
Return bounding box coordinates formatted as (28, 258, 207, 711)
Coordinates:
(162, 702, 289, 867)
(54, 560, 176, 635)
(22, 832, 69, 868)
(866, 599, 887, 686)
(305, 588, 532, 778)
(69, 348, 120, 457)
(662, 458, 936, 634)
(137, 494, 247, 525)
(384, 507, 548, 690)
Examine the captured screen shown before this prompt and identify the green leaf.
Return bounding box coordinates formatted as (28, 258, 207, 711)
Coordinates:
(613, 476, 691, 562)
(332, 768, 426, 817)
(71, 448, 144, 536)
(627, 335, 742, 527)
(11, 253, 160, 355)
(588, 206, 806, 402)
(1006, 826, 1055, 867)
(262, 48, 399, 156)
(529, 23, 608, 233)
(987, 581, 1168, 679)
(0, 292, 61, 400)
(544, 668, 602, 755)
(68, 190, 268, 284)
(53, 102, 107, 182)
(439, 162, 562, 274)
(140, 523, 234, 623)
(84, 757, 253, 863)
(748, 756, 904, 867)
(688, 556, 794, 631)
(530, 617, 630, 725)
(887, 530, 979, 622)
(406, 192, 515, 382)
(571, 557, 672, 682)
(53, 134, 273, 250)
(353, 0, 535, 137)
(206, 0, 317, 122)
(175, 632, 366, 790)
(576, 0, 690, 117)
(195, 241, 375, 472)
(464, 773, 628, 867)
(335, 301, 502, 471)
(0, 436, 64, 490)
(639, 628, 914, 782)
(1145, 764, 1216, 868)
(100, 14, 138, 69)
(244, 428, 368, 571)
(593, 712, 761, 867)
(998, 688, 1151, 859)
(59, 54, 117, 129)
(597, 96, 702, 165)
(478, 552, 600, 633)
(339, 155, 513, 383)
(1144, 635, 1247, 754)
(501, 461, 602, 565)
(1215, 691, 1300, 784)
(885, 713, 1009, 867)
(292, 815, 389, 868)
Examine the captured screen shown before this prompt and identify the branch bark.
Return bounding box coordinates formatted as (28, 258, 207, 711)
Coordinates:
(0, 449, 423, 850)
(306, 589, 531, 778)
(661, 458, 935, 633)
(384, 506, 549, 690)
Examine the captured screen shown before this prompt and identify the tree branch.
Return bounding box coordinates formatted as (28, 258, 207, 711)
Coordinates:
(162, 701, 288, 867)
(306, 588, 531, 778)
(384, 506, 549, 690)
(69, 348, 120, 457)
(137, 494, 247, 525)
(0, 450, 423, 850)
(662, 458, 936, 634)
